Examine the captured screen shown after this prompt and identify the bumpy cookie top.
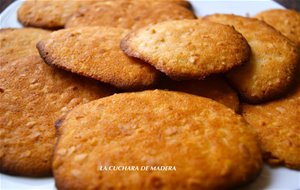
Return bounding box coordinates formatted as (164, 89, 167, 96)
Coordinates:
(17, 0, 95, 29)
(53, 90, 262, 190)
(205, 14, 299, 103)
(0, 28, 50, 65)
(121, 19, 250, 80)
(256, 9, 300, 48)
(242, 67, 300, 170)
(66, 0, 196, 29)
(37, 26, 160, 90)
(0, 55, 111, 177)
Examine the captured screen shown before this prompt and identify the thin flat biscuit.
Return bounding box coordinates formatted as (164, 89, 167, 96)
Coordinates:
(53, 90, 262, 190)
(205, 14, 299, 103)
(242, 68, 300, 170)
(121, 19, 250, 80)
(0, 55, 112, 177)
(37, 27, 160, 90)
(159, 76, 240, 112)
(256, 9, 300, 48)
(0, 28, 50, 65)
(17, 0, 95, 29)
(65, 0, 196, 29)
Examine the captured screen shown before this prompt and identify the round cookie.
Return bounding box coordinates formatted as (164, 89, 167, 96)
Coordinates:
(0, 28, 50, 65)
(205, 14, 299, 103)
(37, 26, 160, 90)
(159, 76, 240, 112)
(121, 19, 251, 80)
(65, 0, 196, 29)
(53, 90, 262, 190)
(256, 9, 300, 48)
(17, 0, 95, 29)
(0, 55, 112, 177)
(242, 69, 300, 170)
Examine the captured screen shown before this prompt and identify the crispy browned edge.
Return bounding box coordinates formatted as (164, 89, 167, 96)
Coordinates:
(36, 41, 161, 91)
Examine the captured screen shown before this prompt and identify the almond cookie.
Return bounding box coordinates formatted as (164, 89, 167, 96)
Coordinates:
(65, 0, 196, 29)
(205, 14, 299, 103)
(159, 76, 240, 112)
(242, 68, 300, 170)
(53, 90, 262, 190)
(121, 19, 250, 80)
(0, 55, 112, 177)
(256, 9, 300, 48)
(0, 28, 50, 65)
(17, 0, 95, 29)
(37, 27, 160, 90)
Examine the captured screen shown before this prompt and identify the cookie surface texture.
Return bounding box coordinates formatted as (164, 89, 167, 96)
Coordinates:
(53, 90, 262, 190)
(205, 14, 299, 103)
(0, 28, 50, 65)
(159, 76, 240, 112)
(0, 55, 111, 177)
(65, 0, 196, 29)
(242, 69, 300, 170)
(37, 26, 160, 90)
(17, 0, 94, 29)
(256, 9, 300, 48)
(121, 19, 251, 80)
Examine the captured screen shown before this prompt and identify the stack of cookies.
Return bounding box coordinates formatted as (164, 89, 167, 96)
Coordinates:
(1, 0, 299, 189)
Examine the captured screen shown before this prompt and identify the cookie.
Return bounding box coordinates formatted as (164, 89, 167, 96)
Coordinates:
(137, 0, 191, 8)
(242, 77, 300, 170)
(37, 26, 160, 90)
(17, 0, 95, 29)
(256, 9, 300, 48)
(159, 76, 240, 112)
(65, 0, 196, 29)
(205, 14, 299, 103)
(53, 90, 262, 190)
(0, 28, 50, 65)
(0, 55, 112, 177)
(121, 19, 250, 80)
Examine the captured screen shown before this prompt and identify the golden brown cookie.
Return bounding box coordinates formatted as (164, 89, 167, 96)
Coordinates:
(205, 14, 299, 103)
(0, 55, 112, 177)
(65, 0, 196, 29)
(138, 0, 191, 8)
(242, 68, 300, 170)
(53, 90, 262, 190)
(121, 19, 250, 80)
(37, 26, 160, 90)
(17, 0, 95, 29)
(256, 9, 300, 48)
(0, 28, 50, 65)
(159, 76, 240, 112)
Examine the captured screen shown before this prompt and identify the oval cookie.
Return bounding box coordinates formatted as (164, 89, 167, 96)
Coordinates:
(256, 9, 300, 48)
(159, 76, 240, 112)
(242, 68, 300, 170)
(53, 90, 262, 190)
(0, 55, 112, 177)
(205, 14, 299, 103)
(37, 27, 160, 90)
(121, 19, 250, 80)
(17, 0, 95, 29)
(0, 28, 50, 65)
(65, 0, 196, 29)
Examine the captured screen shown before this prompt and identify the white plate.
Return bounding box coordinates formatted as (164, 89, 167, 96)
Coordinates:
(0, 0, 299, 189)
